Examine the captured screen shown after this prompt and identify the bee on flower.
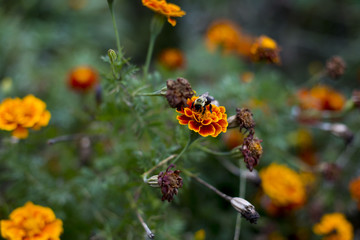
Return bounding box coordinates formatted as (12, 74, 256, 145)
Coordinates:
(176, 94, 228, 137)
(0, 202, 63, 240)
(0, 95, 51, 139)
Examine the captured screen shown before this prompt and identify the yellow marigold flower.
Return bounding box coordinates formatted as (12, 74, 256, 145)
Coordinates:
(206, 20, 243, 54)
(313, 213, 353, 240)
(250, 35, 281, 64)
(68, 65, 98, 92)
(0, 95, 51, 139)
(260, 163, 306, 208)
(297, 85, 346, 111)
(349, 176, 360, 208)
(0, 202, 63, 240)
(176, 96, 228, 137)
(142, 0, 186, 27)
(194, 229, 206, 240)
(158, 48, 185, 70)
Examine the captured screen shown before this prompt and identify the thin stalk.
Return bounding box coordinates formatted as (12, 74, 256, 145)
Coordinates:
(196, 145, 238, 156)
(107, 1, 121, 53)
(171, 131, 200, 165)
(143, 34, 157, 80)
(183, 169, 232, 202)
(141, 154, 177, 182)
(234, 161, 246, 240)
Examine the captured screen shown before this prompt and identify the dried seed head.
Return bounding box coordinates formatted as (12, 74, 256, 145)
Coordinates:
(230, 197, 260, 224)
(326, 56, 346, 79)
(165, 78, 195, 110)
(241, 136, 263, 171)
(158, 164, 183, 202)
(236, 108, 255, 131)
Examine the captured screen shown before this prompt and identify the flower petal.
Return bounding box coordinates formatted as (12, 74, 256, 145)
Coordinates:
(184, 108, 193, 117)
(211, 122, 223, 137)
(188, 120, 201, 132)
(199, 124, 216, 137)
(177, 115, 191, 125)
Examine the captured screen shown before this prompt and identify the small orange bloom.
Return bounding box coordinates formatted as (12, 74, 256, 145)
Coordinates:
(0, 95, 51, 139)
(176, 96, 228, 137)
(206, 20, 244, 54)
(142, 0, 186, 27)
(313, 213, 353, 240)
(349, 176, 360, 209)
(297, 85, 346, 111)
(250, 35, 281, 64)
(158, 48, 185, 70)
(1, 202, 63, 240)
(68, 66, 98, 91)
(222, 129, 245, 149)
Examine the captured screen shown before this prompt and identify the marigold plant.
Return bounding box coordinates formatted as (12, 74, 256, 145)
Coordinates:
(313, 213, 353, 240)
(158, 48, 185, 70)
(142, 0, 186, 26)
(176, 96, 228, 137)
(349, 176, 360, 208)
(0, 95, 51, 139)
(0, 202, 63, 240)
(250, 35, 281, 64)
(259, 163, 306, 208)
(68, 65, 98, 91)
(297, 85, 346, 111)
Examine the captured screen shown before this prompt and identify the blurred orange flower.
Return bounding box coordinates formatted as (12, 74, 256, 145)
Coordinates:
(260, 163, 306, 209)
(250, 35, 281, 64)
(68, 66, 98, 92)
(0, 202, 63, 240)
(222, 129, 245, 149)
(297, 85, 346, 111)
(158, 48, 185, 70)
(0, 95, 51, 139)
(176, 96, 228, 137)
(313, 213, 353, 240)
(349, 176, 360, 209)
(206, 20, 246, 54)
(142, 0, 186, 27)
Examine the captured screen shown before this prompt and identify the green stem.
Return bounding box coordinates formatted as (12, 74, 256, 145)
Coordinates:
(107, 1, 121, 54)
(196, 145, 238, 156)
(141, 154, 177, 182)
(171, 131, 200, 165)
(143, 34, 157, 80)
(234, 161, 246, 240)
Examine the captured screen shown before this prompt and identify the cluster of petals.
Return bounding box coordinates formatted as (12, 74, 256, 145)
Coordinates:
(250, 35, 281, 64)
(176, 96, 228, 137)
(0, 95, 51, 139)
(313, 213, 353, 240)
(0, 202, 63, 240)
(142, 0, 186, 26)
(259, 163, 306, 208)
(297, 85, 346, 111)
(68, 65, 98, 91)
(158, 48, 185, 70)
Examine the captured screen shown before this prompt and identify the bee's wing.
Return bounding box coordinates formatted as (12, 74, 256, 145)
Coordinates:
(201, 92, 209, 97)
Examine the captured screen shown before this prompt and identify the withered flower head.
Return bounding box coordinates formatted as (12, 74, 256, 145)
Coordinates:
(166, 78, 195, 110)
(241, 135, 263, 171)
(250, 35, 281, 64)
(326, 56, 346, 79)
(158, 164, 183, 202)
(236, 108, 255, 131)
(230, 197, 260, 224)
(320, 162, 342, 181)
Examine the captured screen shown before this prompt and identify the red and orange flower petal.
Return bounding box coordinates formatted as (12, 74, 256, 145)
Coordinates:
(188, 120, 202, 132)
(212, 122, 223, 137)
(176, 115, 191, 125)
(199, 124, 216, 137)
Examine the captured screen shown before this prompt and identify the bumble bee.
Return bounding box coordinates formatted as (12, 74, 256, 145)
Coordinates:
(191, 92, 215, 114)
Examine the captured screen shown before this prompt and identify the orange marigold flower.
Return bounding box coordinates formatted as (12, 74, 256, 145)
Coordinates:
(297, 85, 346, 111)
(142, 0, 186, 27)
(158, 48, 185, 70)
(250, 35, 281, 64)
(349, 176, 360, 208)
(0, 95, 51, 139)
(260, 163, 306, 208)
(313, 213, 353, 240)
(68, 65, 98, 91)
(176, 96, 228, 137)
(206, 20, 243, 54)
(0, 202, 63, 240)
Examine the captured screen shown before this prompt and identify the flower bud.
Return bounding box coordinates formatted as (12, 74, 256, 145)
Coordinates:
(146, 175, 160, 188)
(108, 49, 117, 64)
(230, 197, 260, 224)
